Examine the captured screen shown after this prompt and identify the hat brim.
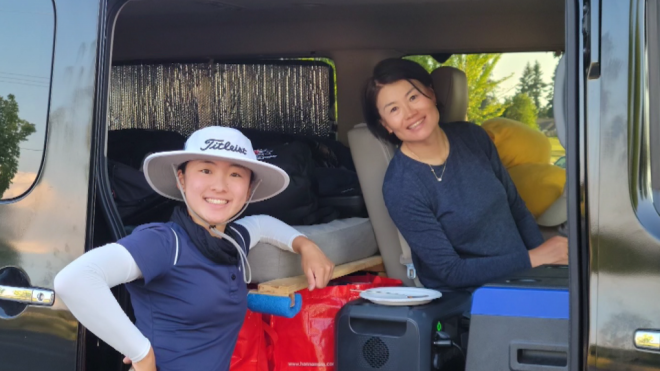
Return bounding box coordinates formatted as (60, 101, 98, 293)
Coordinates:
(143, 150, 290, 203)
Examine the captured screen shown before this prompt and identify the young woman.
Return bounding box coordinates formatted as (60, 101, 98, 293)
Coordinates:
(55, 126, 334, 371)
(362, 58, 568, 291)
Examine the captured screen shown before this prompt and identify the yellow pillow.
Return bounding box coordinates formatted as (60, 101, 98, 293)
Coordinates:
(507, 163, 566, 218)
(482, 118, 551, 168)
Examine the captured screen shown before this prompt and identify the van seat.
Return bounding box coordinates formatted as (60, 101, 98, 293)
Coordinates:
(348, 66, 469, 286)
(349, 63, 566, 286)
(247, 217, 378, 283)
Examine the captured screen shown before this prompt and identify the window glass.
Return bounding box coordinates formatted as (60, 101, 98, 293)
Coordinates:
(295, 57, 337, 124)
(648, 0, 660, 213)
(109, 60, 335, 138)
(0, 0, 54, 200)
(406, 53, 564, 166)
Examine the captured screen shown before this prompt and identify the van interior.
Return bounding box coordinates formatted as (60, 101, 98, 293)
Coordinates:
(91, 0, 568, 370)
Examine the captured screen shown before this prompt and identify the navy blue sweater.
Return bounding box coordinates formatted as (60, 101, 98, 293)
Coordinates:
(383, 122, 543, 290)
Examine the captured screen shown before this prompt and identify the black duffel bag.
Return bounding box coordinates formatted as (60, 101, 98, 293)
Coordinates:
(108, 159, 179, 225)
(107, 129, 186, 225)
(243, 141, 339, 225)
(108, 129, 187, 170)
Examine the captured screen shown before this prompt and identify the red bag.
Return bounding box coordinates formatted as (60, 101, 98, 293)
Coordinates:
(230, 309, 277, 371)
(269, 275, 402, 371)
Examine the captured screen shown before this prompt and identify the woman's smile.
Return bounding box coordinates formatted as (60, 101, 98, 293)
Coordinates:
(407, 117, 425, 131)
(178, 159, 252, 226)
(205, 198, 229, 205)
(376, 79, 439, 144)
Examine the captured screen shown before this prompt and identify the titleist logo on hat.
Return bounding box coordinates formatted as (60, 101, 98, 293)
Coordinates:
(200, 139, 247, 155)
(144, 125, 289, 203)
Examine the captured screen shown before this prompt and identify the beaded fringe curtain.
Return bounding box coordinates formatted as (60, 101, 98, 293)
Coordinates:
(109, 62, 333, 137)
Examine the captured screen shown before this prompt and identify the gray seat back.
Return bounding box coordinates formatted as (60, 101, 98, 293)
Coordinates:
(348, 124, 418, 286)
(348, 66, 468, 286)
(536, 55, 568, 228)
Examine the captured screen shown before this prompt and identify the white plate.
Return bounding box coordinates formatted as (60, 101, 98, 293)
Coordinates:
(359, 287, 442, 306)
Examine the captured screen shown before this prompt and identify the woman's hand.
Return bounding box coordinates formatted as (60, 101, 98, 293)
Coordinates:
(124, 347, 156, 371)
(528, 236, 568, 267)
(292, 236, 335, 290)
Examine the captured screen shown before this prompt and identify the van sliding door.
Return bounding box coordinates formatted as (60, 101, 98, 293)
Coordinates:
(586, 0, 660, 370)
(0, 0, 104, 370)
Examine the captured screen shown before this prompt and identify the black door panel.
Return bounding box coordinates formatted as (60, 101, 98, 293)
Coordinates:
(587, 0, 660, 370)
(0, 0, 103, 370)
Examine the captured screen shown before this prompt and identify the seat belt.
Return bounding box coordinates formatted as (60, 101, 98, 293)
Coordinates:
(397, 233, 423, 287)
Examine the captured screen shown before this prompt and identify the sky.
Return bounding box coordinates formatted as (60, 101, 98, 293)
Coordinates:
(0, 0, 54, 198)
(490, 51, 562, 106)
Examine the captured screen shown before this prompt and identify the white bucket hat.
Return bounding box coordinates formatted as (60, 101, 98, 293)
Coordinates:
(143, 126, 289, 203)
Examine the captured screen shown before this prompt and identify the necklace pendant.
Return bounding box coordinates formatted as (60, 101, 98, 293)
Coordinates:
(437, 178, 442, 182)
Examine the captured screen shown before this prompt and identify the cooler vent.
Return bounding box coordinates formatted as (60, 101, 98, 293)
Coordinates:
(363, 336, 389, 368)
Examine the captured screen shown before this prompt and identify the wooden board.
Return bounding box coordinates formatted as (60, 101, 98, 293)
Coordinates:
(257, 255, 384, 297)
(362, 263, 385, 273)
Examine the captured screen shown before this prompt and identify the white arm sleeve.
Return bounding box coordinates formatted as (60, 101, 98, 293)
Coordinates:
(54, 243, 152, 363)
(235, 215, 306, 252)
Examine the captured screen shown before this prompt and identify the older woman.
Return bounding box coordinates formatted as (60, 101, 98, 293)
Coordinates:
(362, 58, 567, 290)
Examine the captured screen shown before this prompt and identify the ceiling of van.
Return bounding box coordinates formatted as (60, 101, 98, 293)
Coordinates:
(113, 0, 564, 61)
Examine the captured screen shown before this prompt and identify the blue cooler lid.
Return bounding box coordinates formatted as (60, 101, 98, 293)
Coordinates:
(471, 286, 568, 319)
(471, 265, 569, 319)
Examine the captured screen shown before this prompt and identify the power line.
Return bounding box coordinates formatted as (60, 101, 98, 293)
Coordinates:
(0, 78, 49, 88)
(0, 75, 49, 85)
(0, 71, 49, 80)
(0, 74, 49, 83)
(0, 75, 50, 85)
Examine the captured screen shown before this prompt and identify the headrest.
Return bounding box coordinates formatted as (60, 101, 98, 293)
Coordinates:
(553, 54, 567, 148)
(431, 67, 468, 123)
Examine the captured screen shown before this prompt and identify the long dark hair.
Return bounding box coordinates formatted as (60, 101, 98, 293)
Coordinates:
(362, 58, 434, 145)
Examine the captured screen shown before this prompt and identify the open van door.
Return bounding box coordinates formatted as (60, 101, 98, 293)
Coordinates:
(0, 0, 106, 370)
(583, 0, 660, 369)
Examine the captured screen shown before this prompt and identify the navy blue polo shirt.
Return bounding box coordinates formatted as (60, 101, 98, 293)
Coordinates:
(118, 221, 249, 371)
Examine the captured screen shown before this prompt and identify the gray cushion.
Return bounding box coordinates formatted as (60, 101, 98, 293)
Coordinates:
(247, 217, 378, 283)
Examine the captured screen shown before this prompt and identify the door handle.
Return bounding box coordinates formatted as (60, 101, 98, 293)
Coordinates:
(0, 285, 55, 306)
(510, 342, 568, 370)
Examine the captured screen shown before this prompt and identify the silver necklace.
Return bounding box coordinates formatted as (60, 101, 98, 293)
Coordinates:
(429, 162, 447, 182)
(405, 139, 449, 182)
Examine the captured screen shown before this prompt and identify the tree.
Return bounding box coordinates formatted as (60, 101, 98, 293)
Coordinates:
(517, 61, 547, 111)
(543, 65, 557, 118)
(503, 93, 539, 129)
(0, 94, 36, 197)
(441, 54, 510, 124)
(405, 54, 511, 124)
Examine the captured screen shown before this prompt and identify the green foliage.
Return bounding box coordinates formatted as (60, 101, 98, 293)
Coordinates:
(0, 94, 36, 197)
(403, 55, 442, 73)
(517, 61, 547, 112)
(503, 93, 539, 129)
(405, 54, 563, 125)
(442, 54, 510, 124)
(405, 55, 510, 124)
(542, 66, 557, 118)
